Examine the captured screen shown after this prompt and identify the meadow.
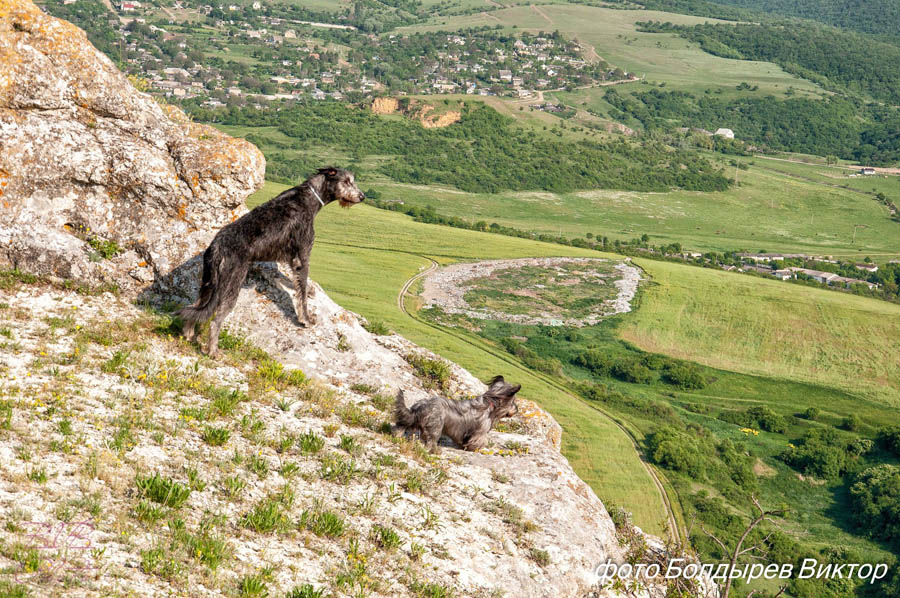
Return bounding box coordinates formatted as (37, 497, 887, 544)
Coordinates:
(620, 258, 900, 406)
(364, 163, 900, 259)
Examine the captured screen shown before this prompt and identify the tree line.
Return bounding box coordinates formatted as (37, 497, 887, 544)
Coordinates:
(187, 100, 731, 193)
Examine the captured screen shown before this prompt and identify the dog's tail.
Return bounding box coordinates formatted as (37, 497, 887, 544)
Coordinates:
(394, 390, 416, 429)
(177, 245, 221, 325)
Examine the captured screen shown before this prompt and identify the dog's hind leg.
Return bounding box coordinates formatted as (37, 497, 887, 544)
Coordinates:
(205, 266, 246, 359)
(420, 423, 443, 455)
(290, 256, 315, 327)
(182, 317, 197, 342)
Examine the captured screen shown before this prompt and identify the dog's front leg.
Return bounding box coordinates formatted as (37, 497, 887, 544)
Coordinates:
(291, 257, 315, 327)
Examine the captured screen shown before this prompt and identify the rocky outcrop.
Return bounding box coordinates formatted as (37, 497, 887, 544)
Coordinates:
(371, 96, 399, 115)
(0, 0, 265, 294)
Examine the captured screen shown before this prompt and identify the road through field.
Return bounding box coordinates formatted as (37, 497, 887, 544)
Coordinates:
(396, 256, 684, 544)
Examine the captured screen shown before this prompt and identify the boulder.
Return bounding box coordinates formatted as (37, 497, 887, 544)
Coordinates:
(0, 0, 265, 294)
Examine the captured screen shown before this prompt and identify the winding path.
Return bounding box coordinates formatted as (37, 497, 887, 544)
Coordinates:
(397, 257, 684, 544)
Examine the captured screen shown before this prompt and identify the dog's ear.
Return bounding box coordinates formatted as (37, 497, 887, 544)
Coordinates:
(318, 167, 338, 179)
(487, 375, 505, 389)
(508, 384, 522, 396)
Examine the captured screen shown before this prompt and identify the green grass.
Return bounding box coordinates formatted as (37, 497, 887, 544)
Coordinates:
(358, 166, 900, 258)
(621, 258, 900, 406)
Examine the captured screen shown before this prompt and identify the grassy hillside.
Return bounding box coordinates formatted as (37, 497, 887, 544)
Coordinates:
(362, 164, 900, 259)
(249, 184, 672, 535)
(620, 258, 900, 406)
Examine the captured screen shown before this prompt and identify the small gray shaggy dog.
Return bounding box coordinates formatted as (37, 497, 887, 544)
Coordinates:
(178, 167, 364, 358)
(394, 376, 521, 453)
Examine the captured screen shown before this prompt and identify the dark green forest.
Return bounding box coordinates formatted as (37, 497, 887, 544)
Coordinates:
(186, 101, 731, 193)
(705, 0, 900, 38)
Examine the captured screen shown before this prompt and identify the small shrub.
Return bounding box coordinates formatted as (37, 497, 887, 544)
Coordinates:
(362, 319, 390, 335)
(87, 237, 121, 259)
(183, 528, 228, 570)
(241, 497, 290, 534)
(135, 473, 191, 508)
(247, 453, 270, 479)
(842, 414, 861, 432)
(371, 524, 401, 551)
(336, 333, 350, 352)
(319, 454, 358, 484)
(662, 364, 707, 390)
(611, 358, 654, 384)
(803, 407, 820, 421)
(0, 400, 12, 430)
(530, 548, 551, 567)
(299, 430, 325, 455)
(877, 425, 900, 456)
(300, 508, 345, 538)
(405, 353, 451, 390)
(135, 500, 165, 524)
(0, 580, 29, 598)
(207, 388, 246, 418)
(238, 573, 269, 598)
(350, 383, 378, 395)
(286, 585, 327, 598)
(27, 467, 47, 484)
(201, 426, 231, 447)
(340, 434, 361, 455)
(222, 476, 246, 499)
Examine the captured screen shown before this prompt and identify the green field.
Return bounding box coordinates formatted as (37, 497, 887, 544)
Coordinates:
(621, 258, 900, 406)
(249, 183, 672, 535)
(362, 164, 900, 259)
(399, 4, 822, 96)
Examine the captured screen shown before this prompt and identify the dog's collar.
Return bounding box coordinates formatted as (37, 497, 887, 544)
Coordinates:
(310, 185, 325, 207)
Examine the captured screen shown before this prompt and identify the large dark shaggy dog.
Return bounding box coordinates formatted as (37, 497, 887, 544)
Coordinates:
(394, 376, 522, 453)
(178, 167, 365, 357)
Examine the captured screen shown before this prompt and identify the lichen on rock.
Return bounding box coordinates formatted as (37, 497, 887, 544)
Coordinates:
(0, 0, 265, 294)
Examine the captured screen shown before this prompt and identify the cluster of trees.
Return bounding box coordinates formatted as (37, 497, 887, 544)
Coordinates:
(192, 101, 731, 193)
(349, 0, 422, 32)
(779, 428, 873, 480)
(573, 349, 709, 389)
(719, 405, 788, 433)
(849, 464, 900, 549)
(648, 426, 759, 494)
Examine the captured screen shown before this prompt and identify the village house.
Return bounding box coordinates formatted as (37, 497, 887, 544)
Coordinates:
(860, 167, 877, 175)
(715, 128, 735, 139)
(772, 269, 793, 280)
(498, 70, 512, 82)
(855, 262, 878, 273)
(790, 268, 839, 284)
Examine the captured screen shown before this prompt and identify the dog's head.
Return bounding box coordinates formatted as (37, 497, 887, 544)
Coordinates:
(317, 167, 365, 208)
(483, 375, 521, 421)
